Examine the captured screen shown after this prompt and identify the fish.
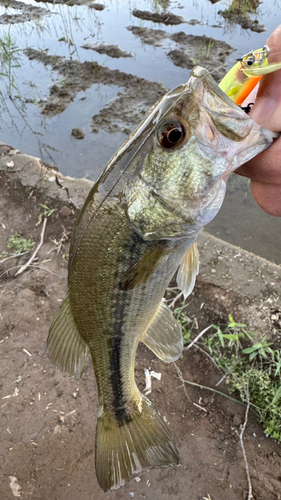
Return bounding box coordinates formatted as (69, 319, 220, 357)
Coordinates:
(219, 45, 281, 106)
(47, 66, 278, 492)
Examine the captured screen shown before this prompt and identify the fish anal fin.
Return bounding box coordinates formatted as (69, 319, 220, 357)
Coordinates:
(95, 395, 179, 491)
(47, 294, 88, 380)
(121, 242, 173, 290)
(176, 242, 199, 299)
(142, 300, 183, 362)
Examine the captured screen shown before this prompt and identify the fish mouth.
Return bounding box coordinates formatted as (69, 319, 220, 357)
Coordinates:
(190, 65, 279, 139)
(189, 66, 242, 109)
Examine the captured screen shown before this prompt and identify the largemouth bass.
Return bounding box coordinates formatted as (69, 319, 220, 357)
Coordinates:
(48, 66, 277, 491)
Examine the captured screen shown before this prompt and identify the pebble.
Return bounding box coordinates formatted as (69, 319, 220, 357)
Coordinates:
(233, 414, 243, 426)
(59, 206, 72, 218)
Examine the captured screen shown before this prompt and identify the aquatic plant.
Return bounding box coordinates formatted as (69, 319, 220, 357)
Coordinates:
(223, 0, 260, 17)
(0, 30, 22, 95)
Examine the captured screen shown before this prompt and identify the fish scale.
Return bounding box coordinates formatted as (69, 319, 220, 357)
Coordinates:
(48, 66, 278, 491)
(70, 197, 187, 405)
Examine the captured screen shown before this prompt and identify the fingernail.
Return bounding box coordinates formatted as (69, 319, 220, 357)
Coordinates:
(250, 96, 277, 124)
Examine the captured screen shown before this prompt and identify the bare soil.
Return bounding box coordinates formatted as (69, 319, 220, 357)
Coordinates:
(1, 144, 281, 500)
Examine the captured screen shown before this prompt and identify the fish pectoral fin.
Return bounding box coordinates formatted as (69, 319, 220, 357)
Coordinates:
(47, 294, 88, 380)
(95, 395, 179, 492)
(121, 241, 173, 290)
(176, 242, 199, 299)
(142, 299, 183, 362)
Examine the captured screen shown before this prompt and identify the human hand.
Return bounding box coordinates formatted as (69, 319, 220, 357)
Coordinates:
(236, 25, 281, 216)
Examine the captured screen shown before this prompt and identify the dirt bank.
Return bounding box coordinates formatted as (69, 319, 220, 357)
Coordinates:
(1, 143, 281, 500)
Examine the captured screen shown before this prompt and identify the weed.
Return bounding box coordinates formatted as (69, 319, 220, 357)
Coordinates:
(36, 203, 57, 225)
(39, 204, 57, 218)
(174, 304, 194, 343)
(6, 234, 35, 255)
(191, 39, 214, 65)
(243, 338, 273, 361)
(183, 313, 281, 442)
(0, 30, 22, 95)
(223, 0, 260, 17)
(92, 61, 100, 72)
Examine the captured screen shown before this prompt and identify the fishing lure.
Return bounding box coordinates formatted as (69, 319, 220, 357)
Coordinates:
(219, 45, 281, 107)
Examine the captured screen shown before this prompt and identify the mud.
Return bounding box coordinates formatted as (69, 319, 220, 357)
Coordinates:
(90, 82, 168, 135)
(88, 3, 105, 10)
(216, 0, 265, 32)
(25, 48, 168, 134)
(24, 32, 232, 127)
(33, 0, 105, 6)
(128, 28, 233, 81)
(81, 43, 132, 58)
(0, 0, 51, 24)
(1, 143, 281, 500)
(218, 8, 265, 33)
(71, 128, 85, 139)
(132, 9, 186, 25)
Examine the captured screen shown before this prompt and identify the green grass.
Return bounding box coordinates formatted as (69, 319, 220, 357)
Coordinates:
(6, 234, 35, 255)
(223, 0, 260, 16)
(0, 30, 22, 95)
(180, 311, 281, 441)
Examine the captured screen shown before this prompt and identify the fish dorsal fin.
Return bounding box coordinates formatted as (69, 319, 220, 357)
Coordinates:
(121, 242, 173, 290)
(176, 242, 199, 299)
(47, 294, 88, 380)
(141, 299, 183, 362)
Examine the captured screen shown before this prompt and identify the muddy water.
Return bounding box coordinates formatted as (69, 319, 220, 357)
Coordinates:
(0, 0, 281, 263)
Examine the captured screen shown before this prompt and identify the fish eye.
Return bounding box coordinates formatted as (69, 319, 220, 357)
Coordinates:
(158, 121, 186, 149)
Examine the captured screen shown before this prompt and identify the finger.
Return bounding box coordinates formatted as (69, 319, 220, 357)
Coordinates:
(266, 24, 281, 63)
(249, 25, 281, 129)
(236, 134, 281, 182)
(251, 180, 281, 216)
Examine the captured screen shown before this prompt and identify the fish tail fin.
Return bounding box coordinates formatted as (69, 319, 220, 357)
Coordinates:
(95, 394, 179, 491)
(47, 294, 88, 380)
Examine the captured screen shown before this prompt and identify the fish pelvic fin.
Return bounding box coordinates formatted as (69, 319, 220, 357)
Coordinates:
(47, 294, 88, 380)
(176, 242, 199, 299)
(95, 395, 179, 491)
(142, 299, 183, 362)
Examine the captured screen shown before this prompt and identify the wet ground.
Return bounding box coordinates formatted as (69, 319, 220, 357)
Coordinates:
(1, 147, 281, 500)
(0, 0, 281, 263)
